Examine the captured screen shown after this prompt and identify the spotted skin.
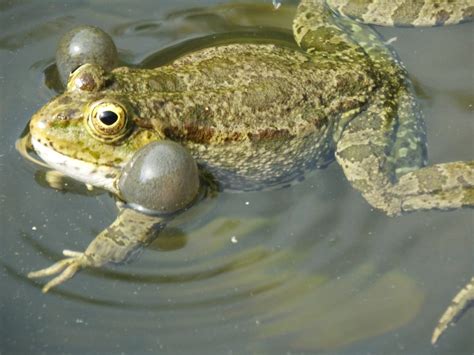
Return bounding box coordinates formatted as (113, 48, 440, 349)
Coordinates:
(296, 1, 473, 343)
(31, 44, 376, 191)
(26, 0, 473, 343)
(327, 0, 474, 26)
(431, 278, 474, 344)
(28, 207, 167, 293)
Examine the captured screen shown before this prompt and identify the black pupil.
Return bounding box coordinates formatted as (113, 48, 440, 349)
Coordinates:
(99, 110, 118, 126)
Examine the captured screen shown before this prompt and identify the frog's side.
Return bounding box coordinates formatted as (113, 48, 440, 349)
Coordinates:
(26, 0, 473, 344)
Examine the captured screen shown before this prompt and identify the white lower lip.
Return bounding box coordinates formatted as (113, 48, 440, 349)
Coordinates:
(31, 137, 120, 193)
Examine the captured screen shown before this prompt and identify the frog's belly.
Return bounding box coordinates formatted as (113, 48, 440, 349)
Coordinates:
(185, 129, 334, 191)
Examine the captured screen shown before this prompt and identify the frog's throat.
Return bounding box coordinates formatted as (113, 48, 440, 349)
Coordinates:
(31, 137, 121, 193)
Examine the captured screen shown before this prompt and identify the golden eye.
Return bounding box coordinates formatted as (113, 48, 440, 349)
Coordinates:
(85, 100, 130, 143)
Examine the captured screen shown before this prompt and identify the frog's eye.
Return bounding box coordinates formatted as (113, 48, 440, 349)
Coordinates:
(85, 100, 130, 143)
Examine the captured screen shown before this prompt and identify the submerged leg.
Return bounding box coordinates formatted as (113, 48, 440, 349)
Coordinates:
(28, 207, 167, 292)
(432, 278, 474, 344)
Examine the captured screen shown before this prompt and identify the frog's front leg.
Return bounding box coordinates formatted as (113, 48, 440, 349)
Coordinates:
(28, 251, 87, 293)
(28, 208, 167, 293)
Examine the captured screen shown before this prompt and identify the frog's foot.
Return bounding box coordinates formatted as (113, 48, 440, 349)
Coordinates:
(432, 277, 474, 344)
(28, 250, 87, 293)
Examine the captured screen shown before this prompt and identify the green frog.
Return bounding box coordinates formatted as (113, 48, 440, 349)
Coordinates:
(25, 0, 473, 344)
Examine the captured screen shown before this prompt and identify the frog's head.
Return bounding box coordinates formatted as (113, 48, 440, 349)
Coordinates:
(30, 64, 162, 192)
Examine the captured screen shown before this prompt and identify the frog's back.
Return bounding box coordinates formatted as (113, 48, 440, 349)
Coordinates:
(115, 44, 372, 140)
(112, 44, 376, 190)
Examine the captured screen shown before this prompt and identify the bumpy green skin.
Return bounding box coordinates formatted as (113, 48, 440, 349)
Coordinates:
(28, 0, 473, 342)
(31, 43, 378, 191)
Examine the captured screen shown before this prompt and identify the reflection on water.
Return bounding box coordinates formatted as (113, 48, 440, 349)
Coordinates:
(259, 264, 423, 350)
(0, 1, 472, 354)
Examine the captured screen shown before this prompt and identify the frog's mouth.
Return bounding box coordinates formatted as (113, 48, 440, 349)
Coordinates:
(30, 136, 121, 193)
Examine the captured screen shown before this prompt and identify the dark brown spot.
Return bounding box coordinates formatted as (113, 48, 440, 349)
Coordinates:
(314, 116, 328, 129)
(247, 128, 290, 142)
(223, 132, 243, 143)
(183, 124, 215, 143)
(152, 100, 166, 111)
(75, 73, 97, 91)
(164, 125, 215, 144)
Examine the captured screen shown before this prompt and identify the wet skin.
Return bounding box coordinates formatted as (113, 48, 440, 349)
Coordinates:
(26, 0, 473, 344)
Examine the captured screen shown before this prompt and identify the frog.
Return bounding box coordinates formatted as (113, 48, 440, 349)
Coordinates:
(25, 0, 473, 345)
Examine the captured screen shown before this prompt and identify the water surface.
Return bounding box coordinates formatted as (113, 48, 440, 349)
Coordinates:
(0, 1, 473, 354)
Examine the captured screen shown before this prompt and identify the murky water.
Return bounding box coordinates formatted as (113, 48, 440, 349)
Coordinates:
(1, 1, 473, 354)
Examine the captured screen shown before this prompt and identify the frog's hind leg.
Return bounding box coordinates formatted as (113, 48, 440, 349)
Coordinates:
(293, 0, 409, 65)
(335, 75, 473, 344)
(332, 4, 472, 215)
(326, 0, 473, 27)
(336, 80, 473, 213)
(432, 278, 474, 344)
(299, 0, 473, 343)
(293, 0, 367, 61)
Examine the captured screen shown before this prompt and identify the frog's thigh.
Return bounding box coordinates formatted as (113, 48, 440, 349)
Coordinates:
(326, 0, 473, 27)
(335, 89, 473, 215)
(294, 0, 360, 55)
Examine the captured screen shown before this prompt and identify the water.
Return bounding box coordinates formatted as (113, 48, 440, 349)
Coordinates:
(1, 1, 473, 354)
